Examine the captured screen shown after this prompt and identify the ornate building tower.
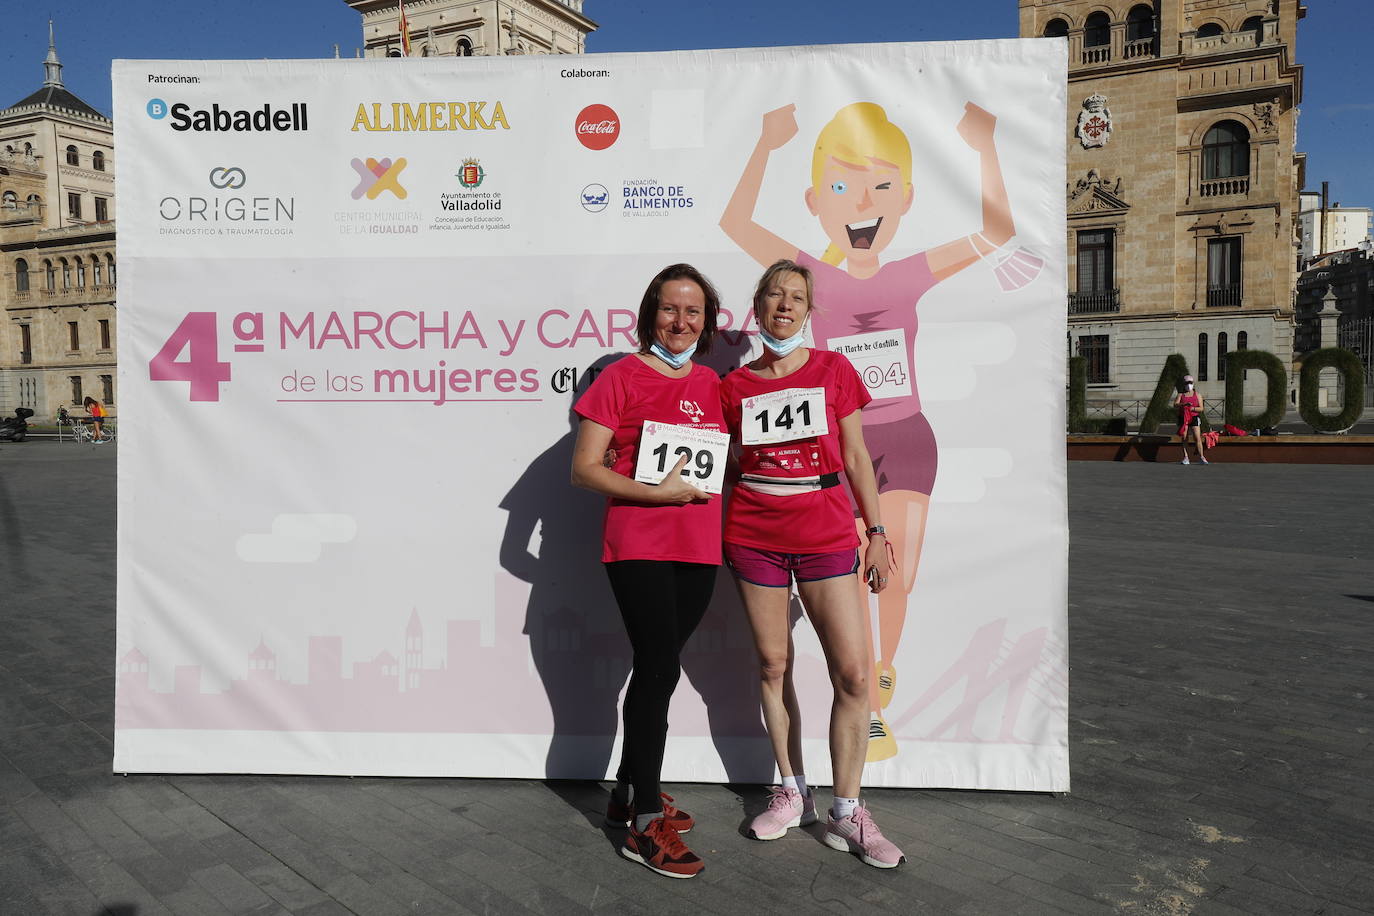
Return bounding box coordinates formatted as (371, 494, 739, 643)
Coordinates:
(1020, 0, 1305, 406)
(343, 0, 597, 58)
(0, 22, 117, 420)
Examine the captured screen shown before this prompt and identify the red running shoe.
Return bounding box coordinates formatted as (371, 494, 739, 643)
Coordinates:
(621, 816, 704, 879)
(604, 792, 694, 833)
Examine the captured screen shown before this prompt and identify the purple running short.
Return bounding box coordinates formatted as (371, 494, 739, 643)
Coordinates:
(724, 543, 860, 589)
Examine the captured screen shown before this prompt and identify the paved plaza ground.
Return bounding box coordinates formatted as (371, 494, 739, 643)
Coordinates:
(1, 441, 1371, 915)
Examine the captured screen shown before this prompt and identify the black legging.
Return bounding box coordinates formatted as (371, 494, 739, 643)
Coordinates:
(605, 559, 716, 814)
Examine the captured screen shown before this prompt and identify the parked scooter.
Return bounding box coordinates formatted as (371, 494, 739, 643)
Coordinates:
(0, 407, 34, 442)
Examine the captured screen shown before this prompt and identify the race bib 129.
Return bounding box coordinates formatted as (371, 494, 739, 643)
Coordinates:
(634, 421, 730, 495)
(740, 386, 829, 445)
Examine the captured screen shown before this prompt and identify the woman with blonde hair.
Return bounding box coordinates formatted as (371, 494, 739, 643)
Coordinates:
(721, 258, 904, 868)
(720, 99, 1019, 762)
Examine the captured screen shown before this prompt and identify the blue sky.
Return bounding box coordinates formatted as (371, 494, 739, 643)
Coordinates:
(2, 0, 1368, 207)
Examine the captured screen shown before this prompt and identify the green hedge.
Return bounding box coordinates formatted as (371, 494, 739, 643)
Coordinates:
(1223, 350, 1287, 430)
(1139, 354, 1196, 434)
(1067, 357, 1128, 434)
(1298, 347, 1366, 432)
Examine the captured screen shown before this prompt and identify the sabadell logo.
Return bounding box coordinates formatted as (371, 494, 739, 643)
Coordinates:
(146, 98, 309, 132)
(575, 104, 619, 151)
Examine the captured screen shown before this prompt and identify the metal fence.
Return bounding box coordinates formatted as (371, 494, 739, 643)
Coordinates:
(1082, 399, 1226, 425)
(1338, 315, 1374, 390)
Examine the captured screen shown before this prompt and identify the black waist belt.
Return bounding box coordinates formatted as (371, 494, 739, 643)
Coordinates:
(739, 471, 841, 496)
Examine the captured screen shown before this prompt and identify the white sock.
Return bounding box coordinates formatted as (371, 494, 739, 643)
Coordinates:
(781, 774, 810, 797)
(832, 795, 859, 819)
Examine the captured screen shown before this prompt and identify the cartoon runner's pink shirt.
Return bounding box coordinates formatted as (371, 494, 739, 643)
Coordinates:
(799, 251, 938, 424)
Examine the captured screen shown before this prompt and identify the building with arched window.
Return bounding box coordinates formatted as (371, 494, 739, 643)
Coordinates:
(0, 21, 116, 417)
(1022, 0, 1305, 411)
(342, 0, 597, 59)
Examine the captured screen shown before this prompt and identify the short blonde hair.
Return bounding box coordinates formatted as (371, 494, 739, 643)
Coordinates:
(811, 103, 913, 266)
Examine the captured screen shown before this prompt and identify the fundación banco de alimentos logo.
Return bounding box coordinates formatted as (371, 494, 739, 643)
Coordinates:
(580, 183, 609, 213)
(351, 157, 408, 200)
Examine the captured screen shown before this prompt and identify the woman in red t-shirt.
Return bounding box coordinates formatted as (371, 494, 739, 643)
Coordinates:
(720, 260, 904, 869)
(570, 263, 726, 879)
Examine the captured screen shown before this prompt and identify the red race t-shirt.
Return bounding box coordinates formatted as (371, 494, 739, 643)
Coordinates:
(573, 354, 726, 565)
(721, 349, 871, 553)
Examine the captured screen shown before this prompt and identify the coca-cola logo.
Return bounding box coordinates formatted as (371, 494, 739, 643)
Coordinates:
(575, 104, 620, 151)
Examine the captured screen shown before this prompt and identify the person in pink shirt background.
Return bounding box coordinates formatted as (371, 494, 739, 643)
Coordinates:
(720, 99, 1019, 761)
(1174, 374, 1209, 465)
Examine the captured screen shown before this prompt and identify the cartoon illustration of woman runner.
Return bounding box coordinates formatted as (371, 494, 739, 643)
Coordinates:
(720, 100, 1018, 761)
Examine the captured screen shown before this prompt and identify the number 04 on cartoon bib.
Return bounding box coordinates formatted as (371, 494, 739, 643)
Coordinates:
(634, 421, 730, 495)
(740, 387, 829, 446)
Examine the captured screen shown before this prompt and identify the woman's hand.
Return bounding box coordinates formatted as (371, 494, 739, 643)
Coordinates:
(864, 535, 891, 594)
(759, 104, 799, 151)
(652, 453, 711, 505)
(956, 102, 996, 153)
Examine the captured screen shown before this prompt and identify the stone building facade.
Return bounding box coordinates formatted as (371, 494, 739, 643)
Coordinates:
(343, 0, 597, 58)
(1020, 0, 1305, 408)
(0, 25, 116, 421)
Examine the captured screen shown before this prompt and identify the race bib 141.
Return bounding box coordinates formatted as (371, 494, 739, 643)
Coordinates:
(740, 386, 829, 445)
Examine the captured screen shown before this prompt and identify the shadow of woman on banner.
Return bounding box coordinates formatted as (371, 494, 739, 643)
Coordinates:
(500, 356, 628, 787)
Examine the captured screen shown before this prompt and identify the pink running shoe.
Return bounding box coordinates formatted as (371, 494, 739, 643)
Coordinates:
(823, 805, 905, 868)
(748, 786, 817, 840)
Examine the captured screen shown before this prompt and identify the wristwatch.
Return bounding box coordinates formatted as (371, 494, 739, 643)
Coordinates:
(865, 525, 887, 537)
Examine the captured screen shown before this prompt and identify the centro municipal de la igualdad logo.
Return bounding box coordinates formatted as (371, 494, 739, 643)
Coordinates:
(350, 158, 408, 200)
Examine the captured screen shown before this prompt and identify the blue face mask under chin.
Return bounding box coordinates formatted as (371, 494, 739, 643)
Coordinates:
(649, 339, 697, 369)
(759, 323, 807, 358)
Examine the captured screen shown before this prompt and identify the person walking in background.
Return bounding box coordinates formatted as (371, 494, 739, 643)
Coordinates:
(1175, 375, 1208, 465)
(569, 264, 727, 879)
(83, 396, 108, 443)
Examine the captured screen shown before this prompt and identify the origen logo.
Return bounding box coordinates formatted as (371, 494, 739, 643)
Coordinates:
(209, 167, 246, 190)
(575, 104, 619, 151)
(350, 157, 408, 200)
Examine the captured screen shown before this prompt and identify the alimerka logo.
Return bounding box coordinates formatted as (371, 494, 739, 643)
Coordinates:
(351, 158, 408, 201)
(146, 98, 308, 132)
(575, 104, 619, 150)
(350, 102, 510, 131)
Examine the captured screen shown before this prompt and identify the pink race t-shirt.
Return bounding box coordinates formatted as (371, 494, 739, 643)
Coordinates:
(800, 251, 938, 424)
(573, 354, 726, 565)
(720, 349, 871, 553)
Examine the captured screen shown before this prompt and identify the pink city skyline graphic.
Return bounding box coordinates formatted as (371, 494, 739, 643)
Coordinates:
(117, 572, 1065, 746)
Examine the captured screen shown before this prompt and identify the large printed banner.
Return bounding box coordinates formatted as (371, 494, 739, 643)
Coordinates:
(113, 40, 1069, 789)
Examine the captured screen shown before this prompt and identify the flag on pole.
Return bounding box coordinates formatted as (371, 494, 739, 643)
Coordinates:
(398, 1, 412, 56)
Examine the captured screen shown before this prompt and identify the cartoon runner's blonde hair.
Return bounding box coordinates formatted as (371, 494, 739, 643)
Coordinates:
(811, 102, 913, 266)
